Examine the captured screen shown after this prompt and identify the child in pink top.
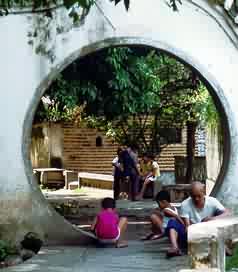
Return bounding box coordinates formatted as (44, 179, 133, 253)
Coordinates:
(91, 197, 128, 248)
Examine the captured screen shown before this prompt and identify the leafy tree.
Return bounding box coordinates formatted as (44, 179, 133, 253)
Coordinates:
(1, 0, 233, 61)
(1, 0, 234, 40)
(35, 46, 219, 182)
(0, 0, 229, 19)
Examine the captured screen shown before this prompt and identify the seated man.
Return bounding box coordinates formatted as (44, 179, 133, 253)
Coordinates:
(165, 181, 230, 258)
(136, 153, 160, 200)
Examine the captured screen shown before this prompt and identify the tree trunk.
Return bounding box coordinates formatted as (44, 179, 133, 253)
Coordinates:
(186, 121, 197, 183)
(151, 113, 159, 154)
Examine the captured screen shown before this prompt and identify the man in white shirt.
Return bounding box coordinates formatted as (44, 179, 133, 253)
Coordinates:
(180, 181, 230, 226)
(166, 181, 230, 258)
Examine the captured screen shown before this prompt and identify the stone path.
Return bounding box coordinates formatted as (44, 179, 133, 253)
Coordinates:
(25, 188, 236, 272)
(3, 241, 189, 272)
(43, 187, 180, 219)
(3, 201, 189, 272)
(3, 188, 189, 271)
(43, 187, 113, 200)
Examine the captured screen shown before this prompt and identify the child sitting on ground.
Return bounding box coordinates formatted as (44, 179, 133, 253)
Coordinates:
(141, 190, 184, 241)
(91, 197, 128, 248)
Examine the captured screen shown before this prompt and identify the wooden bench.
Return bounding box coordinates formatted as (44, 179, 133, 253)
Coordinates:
(68, 172, 113, 190)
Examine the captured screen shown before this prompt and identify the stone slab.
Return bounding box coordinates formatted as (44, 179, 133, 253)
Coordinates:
(3, 242, 189, 272)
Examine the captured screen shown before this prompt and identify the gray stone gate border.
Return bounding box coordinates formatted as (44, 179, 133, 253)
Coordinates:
(22, 36, 232, 198)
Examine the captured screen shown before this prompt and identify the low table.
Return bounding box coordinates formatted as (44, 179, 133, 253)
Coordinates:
(162, 184, 192, 203)
(33, 168, 78, 189)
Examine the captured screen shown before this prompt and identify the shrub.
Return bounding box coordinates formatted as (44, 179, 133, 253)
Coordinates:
(0, 240, 17, 261)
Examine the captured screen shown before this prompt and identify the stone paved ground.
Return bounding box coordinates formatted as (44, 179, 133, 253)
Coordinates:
(44, 187, 162, 219)
(2, 188, 189, 272)
(23, 188, 234, 272)
(43, 187, 113, 201)
(6, 188, 238, 272)
(4, 241, 189, 272)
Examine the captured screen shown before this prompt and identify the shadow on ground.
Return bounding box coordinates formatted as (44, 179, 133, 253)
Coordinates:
(3, 222, 189, 272)
(3, 240, 189, 272)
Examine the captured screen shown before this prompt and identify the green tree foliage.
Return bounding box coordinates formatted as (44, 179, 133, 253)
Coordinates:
(110, 0, 182, 11)
(0, 240, 17, 261)
(0, 0, 220, 15)
(0, 0, 232, 25)
(0, 0, 95, 14)
(35, 46, 218, 155)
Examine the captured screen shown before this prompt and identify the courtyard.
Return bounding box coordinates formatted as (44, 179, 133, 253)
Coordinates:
(5, 187, 189, 272)
(1, 0, 238, 271)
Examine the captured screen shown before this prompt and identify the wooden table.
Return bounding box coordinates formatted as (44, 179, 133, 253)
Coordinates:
(33, 168, 78, 189)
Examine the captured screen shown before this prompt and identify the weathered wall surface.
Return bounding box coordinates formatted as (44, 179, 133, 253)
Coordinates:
(32, 122, 200, 184)
(63, 122, 117, 174)
(31, 124, 50, 168)
(206, 124, 224, 194)
(0, 0, 238, 244)
(31, 123, 63, 168)
(34, 122, 188, 174)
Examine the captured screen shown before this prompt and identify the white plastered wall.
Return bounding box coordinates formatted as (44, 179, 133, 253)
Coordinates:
(0, 0, 238, 244)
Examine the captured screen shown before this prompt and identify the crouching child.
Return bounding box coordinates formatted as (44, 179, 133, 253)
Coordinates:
(141, 190, 186, 257)
(91, 197, 128, 248)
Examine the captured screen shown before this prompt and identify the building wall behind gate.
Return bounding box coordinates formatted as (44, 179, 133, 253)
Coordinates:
(31, 121, 218, 188)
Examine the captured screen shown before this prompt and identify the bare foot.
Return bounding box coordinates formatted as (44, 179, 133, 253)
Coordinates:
(116, 241, 128, 248)
(166, 247, 182, 258)
(150, 233, 164, 240)
(140, 233, 154, 241)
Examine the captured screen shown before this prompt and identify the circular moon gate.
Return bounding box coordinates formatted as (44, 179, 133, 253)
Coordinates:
(0, 0, 238, 245)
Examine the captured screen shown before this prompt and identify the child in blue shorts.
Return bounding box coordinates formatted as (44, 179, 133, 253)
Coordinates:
(141, 190, 186, 257)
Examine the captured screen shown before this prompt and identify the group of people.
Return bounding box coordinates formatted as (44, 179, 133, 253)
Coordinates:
(142, 182, 230, 257)
(90, 181, 230, 257)
(112, 144, 160, 201)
